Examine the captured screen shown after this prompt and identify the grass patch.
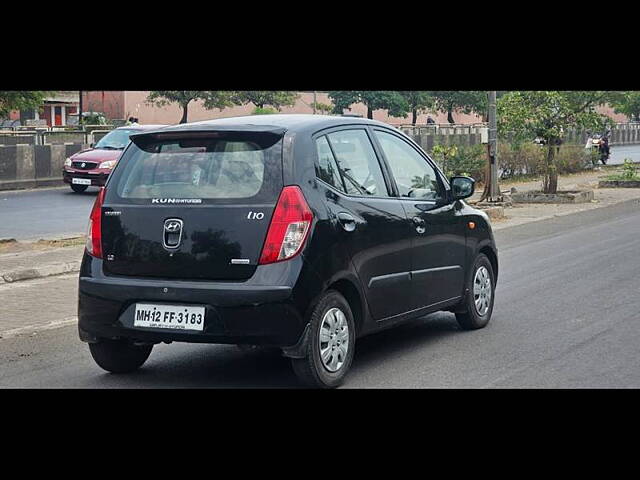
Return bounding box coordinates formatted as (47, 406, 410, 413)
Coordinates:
(604, 174, 640, 181)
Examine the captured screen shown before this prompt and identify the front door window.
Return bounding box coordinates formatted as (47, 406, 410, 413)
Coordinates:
(374, 130, 444, 201)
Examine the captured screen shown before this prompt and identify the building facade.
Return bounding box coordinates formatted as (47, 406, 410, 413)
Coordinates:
(6, 92, 80, 127)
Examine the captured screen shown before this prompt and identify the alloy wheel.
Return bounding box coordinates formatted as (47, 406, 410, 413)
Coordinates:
(319, 307, 350, 372)
(473, 266, 492, 316)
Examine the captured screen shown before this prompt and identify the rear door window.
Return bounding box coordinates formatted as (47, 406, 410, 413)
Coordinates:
(315, 136, 346, 193)
(108, 133, 283, 203)
(325, 129, 389, 197)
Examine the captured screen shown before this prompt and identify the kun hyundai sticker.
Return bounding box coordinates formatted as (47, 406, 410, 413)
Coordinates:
(151, 198, 203, 204)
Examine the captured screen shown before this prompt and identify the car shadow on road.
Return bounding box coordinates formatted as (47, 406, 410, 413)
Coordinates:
(349, 311, 462, 374)
(92, 343, 300, 388)
(91, 312, 464, 388)
(62, 189, 99, 197)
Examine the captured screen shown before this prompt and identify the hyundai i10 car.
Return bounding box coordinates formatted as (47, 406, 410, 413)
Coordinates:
(78, 114, 498, 388)
(63, 124, 166, 193)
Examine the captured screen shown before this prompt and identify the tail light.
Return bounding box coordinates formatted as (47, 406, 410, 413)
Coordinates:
(259, 186, 313, 265)
(86, 187, 106, 258)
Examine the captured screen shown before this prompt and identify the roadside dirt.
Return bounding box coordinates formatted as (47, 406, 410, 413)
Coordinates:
(0, 236, 86, 254)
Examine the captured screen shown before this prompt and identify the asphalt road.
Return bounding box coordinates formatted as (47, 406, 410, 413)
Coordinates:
(1, 198, 639, 388)
(609, 144, 640, 165)
(0, 187, 97, 241)
(1, 142, 639, 242)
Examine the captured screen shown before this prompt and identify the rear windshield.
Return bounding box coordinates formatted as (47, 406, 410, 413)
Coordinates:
(94, 128, 139, 150)
(107, 133, 283, 203)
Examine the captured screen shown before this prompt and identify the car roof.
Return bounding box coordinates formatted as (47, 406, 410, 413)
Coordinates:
(135, 115, 395, 136)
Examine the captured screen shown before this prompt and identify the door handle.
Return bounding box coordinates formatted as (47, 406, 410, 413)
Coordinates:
(412, 216, 426, 234)
(337, 212, 357, 232)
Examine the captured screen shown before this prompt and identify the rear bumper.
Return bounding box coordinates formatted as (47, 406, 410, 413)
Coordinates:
(63, 168, 109, 186)
(78, 254, 315, 348)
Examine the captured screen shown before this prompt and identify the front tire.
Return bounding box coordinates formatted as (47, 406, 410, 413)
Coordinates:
(71, 184, 88, 193)
(291, 290, 356, 388)
(89, 340, 153, 373)
(456, 253, 495, 330)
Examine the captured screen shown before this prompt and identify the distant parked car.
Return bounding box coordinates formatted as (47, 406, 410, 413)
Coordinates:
(63, 125, 166, 193)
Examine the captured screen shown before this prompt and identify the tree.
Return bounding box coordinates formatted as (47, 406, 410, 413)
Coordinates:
(310, 102, 334, 115)
(498, 91, 611, 194)
(327, 91, 409, 119)
(231, 91, 299, 110)
(399, 91, 434, 125)
(428, 91, 487, 123)
(0, 91, 45, 118)
(610, 91, 640, 122)
(146, 91, 233, 124)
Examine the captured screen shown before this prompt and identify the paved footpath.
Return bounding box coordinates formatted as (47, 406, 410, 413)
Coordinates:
(0, 245, 84, 283)
(0, 273, 78, 338)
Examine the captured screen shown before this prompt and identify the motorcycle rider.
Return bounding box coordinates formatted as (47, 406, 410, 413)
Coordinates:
(599, 133, 610, 165)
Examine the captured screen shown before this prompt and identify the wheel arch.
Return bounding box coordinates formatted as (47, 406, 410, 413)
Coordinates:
(478, 244, 498, 285)
(326, 277, 365, 336)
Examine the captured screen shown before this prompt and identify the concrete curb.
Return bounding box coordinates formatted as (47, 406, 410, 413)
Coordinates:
(1, 260, 81, 284)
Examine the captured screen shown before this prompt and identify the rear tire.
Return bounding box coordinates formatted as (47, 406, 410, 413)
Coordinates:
(71, 184, 88, 193)
(89, 340, 153, 374)
(291, 290, 356, 388)
(456, 253, 495, 330)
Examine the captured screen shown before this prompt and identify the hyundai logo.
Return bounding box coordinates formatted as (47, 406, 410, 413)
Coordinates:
(163, 218, 183, 249)
(81, 162, 86, 168)
(165, 221, 182, 232)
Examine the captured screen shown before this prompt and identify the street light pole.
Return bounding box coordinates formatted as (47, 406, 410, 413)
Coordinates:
(78, 90, 83, 127)
(488, 90, 500, 201)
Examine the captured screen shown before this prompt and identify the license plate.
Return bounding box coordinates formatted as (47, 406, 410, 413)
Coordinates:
(72, 178, 91, 185)
(133, 304, 205, 331)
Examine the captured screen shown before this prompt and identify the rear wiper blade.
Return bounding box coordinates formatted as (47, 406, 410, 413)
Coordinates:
(99, 145, 124, 150)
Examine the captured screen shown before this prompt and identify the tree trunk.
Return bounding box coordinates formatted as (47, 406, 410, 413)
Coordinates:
(542, 143, 558, 194)
(179, 103, 189, 124)
(447, 108, 455, 124)
(367, 106, 373, 120)
(412, 108, 417, 125)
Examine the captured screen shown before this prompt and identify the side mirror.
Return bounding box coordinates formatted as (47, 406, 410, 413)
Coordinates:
(451, 176, 475, 200)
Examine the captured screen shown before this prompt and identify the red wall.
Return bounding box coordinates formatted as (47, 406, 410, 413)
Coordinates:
(81, 91, 125, 120)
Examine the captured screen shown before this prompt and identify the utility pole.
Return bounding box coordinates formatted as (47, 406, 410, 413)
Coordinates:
(313, 91, 317, 114)
(488, 90, 500, 201)
(78, 90, 83, 127)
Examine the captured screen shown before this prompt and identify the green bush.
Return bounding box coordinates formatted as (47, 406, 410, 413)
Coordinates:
(252, 107, 278, 115)
(498, 142, 544, 178)
(498, 142, 595, 180)
(606, 159, 640, 181)
(429, 140, 595, 184)
(555, 145, 594, 174)
(431, 144, 486, 183)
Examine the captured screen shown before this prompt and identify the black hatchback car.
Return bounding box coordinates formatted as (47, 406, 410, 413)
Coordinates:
(78, 114, 498, 388)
